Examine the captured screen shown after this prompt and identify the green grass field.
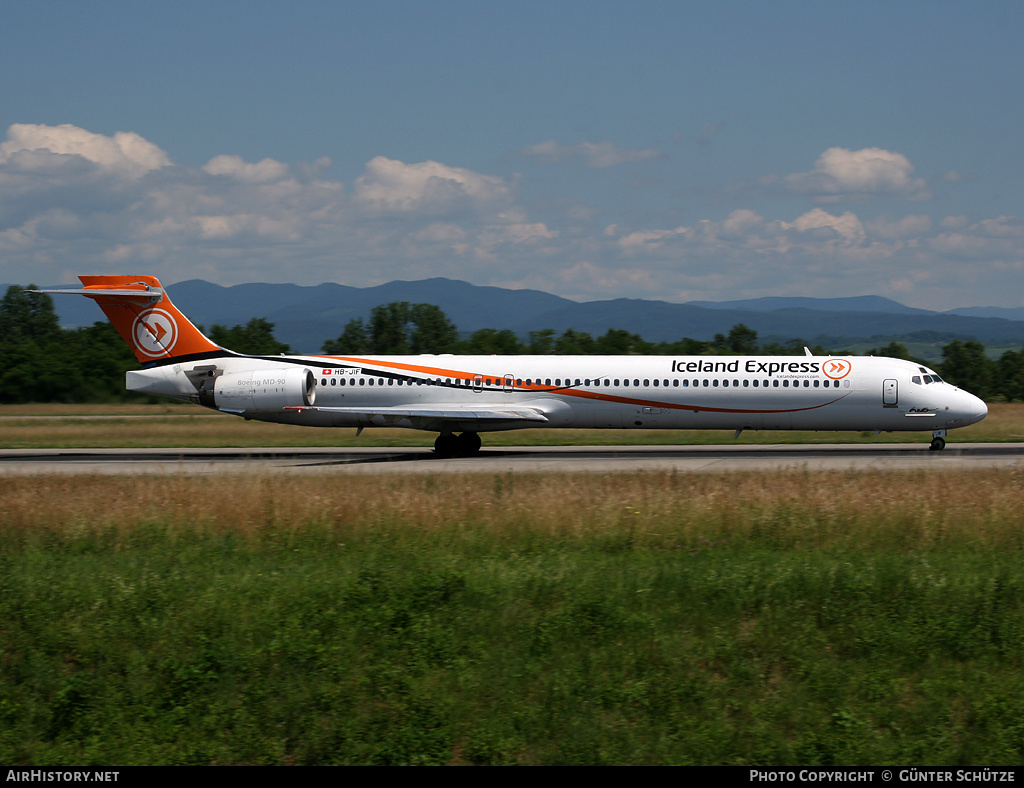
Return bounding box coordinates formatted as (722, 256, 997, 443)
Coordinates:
(2, 470, 1024, 765)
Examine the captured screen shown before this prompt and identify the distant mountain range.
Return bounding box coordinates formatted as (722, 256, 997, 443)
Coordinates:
(26, 277, 1024, 355)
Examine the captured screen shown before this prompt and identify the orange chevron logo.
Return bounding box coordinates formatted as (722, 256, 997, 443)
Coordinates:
(131, 308, 178, 357)
(823, 359, 852, 380)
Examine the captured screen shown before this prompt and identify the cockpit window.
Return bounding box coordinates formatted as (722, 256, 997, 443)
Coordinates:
(912, 376, 921, 384)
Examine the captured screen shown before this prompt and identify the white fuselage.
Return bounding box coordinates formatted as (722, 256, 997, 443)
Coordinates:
(128, 352, 988, 437)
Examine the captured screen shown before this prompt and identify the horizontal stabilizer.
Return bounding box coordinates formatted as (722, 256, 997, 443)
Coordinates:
(31, 286, 165, 304)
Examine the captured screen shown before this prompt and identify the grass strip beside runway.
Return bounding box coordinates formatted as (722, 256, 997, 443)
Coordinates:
(2, 469, 1024, 765)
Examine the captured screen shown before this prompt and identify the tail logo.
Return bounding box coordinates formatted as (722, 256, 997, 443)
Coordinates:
(132, 308, 179, 357)
(823, 359, 852, 380)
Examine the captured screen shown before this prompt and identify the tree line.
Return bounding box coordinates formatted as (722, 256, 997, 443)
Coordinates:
(0, 286, 288, 403)
(1, 287, 1020, 403)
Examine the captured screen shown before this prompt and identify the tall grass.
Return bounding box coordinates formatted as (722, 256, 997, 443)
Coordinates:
(2, 470, 1024, 764)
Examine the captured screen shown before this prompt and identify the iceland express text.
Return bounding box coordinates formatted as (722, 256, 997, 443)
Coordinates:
(671, 360, 821, 376)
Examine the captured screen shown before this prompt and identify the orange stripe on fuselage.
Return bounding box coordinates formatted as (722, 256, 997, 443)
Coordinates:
(312, 355, 851, 415)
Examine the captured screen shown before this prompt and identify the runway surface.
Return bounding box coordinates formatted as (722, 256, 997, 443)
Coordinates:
(1, 443, 1022, 475)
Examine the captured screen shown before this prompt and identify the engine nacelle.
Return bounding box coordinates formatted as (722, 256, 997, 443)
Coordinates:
(202, 367, 316, 412)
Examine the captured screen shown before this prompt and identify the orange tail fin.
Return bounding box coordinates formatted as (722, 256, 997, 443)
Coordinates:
(74, 276, 223, 363)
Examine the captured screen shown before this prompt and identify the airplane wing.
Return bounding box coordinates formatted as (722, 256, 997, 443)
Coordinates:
(304, 404, 550, 431)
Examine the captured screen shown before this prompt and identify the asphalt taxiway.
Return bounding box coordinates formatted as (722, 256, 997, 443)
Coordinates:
(0, 443, 1021, 475)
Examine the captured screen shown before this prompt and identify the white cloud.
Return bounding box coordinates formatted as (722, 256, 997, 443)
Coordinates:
(784, 147, 931, 201)
(785, 208, 866, 245)
(0, 123, 170, 177)
(718, 209, 765, 238)
(518, 140, 664, 168)
(203, 155, 291, 183)
(614, 226, 692, 254)
(866, 214, 932, 240)
(353, 156, 514, 216)
(2, 123, 1024, 310)
(478, 222, 557, 248)
(928, 216, 1024, 260)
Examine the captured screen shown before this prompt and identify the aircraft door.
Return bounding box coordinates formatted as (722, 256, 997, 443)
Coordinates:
(882, 379, 898, 407)
(473, 375, 483, 393)
(503, 374, 515, 393)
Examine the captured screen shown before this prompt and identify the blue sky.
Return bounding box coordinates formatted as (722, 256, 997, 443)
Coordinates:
(1, 0, 1022, 309)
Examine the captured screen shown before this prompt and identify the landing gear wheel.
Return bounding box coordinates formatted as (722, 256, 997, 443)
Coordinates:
(929, 437, 946, 451)
(434, 432, 483, 457)
(434, 434, 460, 456)
(456, 431, 482, 455)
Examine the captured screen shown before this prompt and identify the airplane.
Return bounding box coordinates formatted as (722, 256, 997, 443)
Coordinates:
(35, 275, 988, 454)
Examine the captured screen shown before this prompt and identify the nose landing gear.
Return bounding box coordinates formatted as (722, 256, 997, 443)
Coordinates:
(929, 429, 947, 451)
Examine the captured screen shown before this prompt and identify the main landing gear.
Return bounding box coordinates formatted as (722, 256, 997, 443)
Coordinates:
(929, 429, 947, 451)
(434, 431, 482, 457)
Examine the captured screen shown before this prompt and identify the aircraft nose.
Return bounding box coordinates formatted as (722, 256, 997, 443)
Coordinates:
(960, 391, 988, 426)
